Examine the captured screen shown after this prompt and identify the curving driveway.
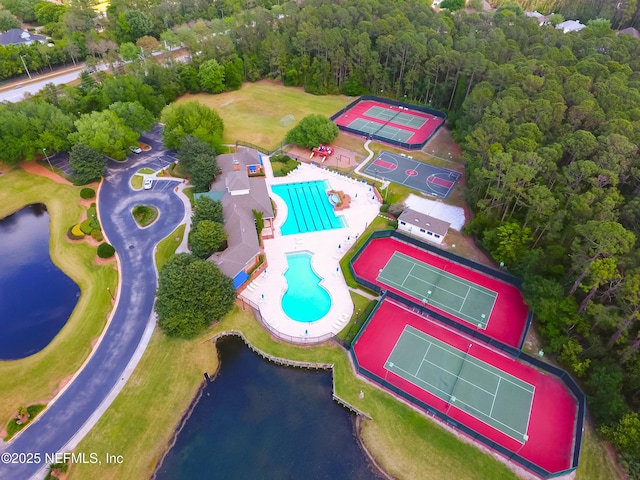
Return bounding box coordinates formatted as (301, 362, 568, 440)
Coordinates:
(0, 137, 186, 479)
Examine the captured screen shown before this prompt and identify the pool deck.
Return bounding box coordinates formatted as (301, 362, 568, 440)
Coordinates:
(239, 161, 381, 342)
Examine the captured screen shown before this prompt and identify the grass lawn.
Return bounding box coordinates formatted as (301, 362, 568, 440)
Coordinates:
(576, 422, 624, 480)
(0, 168, 118, 426)
(155, 224, 185, 270)
(136, 168, 155, 175)
(130, 175, 142, 190)
(270, 155, 300, 177)
(131, 205, 159, 227)
(335, 292, 377, 345)
(339, 215, 392, 288)
(176, 80, 351, 151)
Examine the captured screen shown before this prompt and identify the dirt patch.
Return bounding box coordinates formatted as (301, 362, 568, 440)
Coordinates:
(57, 375, 74, 394)
(94, 255, 116, 266)
(20, 161, 73, 186)
(423, 125, 463, 163)
(285, 144, 365, 170)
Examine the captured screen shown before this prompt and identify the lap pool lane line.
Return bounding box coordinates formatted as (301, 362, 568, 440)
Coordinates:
(0, 154, 185, 480)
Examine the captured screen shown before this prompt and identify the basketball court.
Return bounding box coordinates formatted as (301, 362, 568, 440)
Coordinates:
(386, 325, 534, 441)
(363, 151, 461, 199)
(378, 252, 497, 329)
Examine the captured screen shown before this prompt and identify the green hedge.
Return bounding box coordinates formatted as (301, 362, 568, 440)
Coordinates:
(97, 242, 115, 258)
(80, 188, 95, 199)
(80, 219, 94, 235)
(91, 230, 104, 242)
(67, 225, 85, 240)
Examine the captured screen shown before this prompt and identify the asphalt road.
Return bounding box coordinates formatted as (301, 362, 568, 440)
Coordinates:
(0, 70, 85, 103)
(0, 139, 184, 479)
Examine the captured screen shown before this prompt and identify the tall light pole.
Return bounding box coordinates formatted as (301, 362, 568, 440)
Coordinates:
(19, 55, 31, 79)
(42, 148, 53, 171)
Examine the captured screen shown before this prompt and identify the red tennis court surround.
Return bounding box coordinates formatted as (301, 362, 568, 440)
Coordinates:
(334, 100, 443, 146)
(352, 237, 529, 348)
(353, 299, 579, 474)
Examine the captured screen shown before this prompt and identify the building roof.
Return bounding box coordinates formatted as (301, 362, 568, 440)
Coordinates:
(618, 27, 640, 38)
(225, 170, 250, 193)
(556, 20, 586, 33)
(206, 147, 273, 281)
(398, 208, 450, 237)
(217, 149, 261, 171)
(208, 203, 259, 278)
(0, 29, 46, 46)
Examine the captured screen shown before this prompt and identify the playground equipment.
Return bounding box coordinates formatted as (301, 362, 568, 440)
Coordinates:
(310, 144, 334, 162)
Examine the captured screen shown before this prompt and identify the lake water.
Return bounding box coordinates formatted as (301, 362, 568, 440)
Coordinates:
(0, 204, 80, 360)
(155, 336, 384, 480)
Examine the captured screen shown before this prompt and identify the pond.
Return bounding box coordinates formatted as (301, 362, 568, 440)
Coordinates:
(0, 204, 80, 360)
(154, 336, 384, 480)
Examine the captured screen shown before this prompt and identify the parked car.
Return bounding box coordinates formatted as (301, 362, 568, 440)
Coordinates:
(143, 178, 153, 190)
(129, 145, 142, 154)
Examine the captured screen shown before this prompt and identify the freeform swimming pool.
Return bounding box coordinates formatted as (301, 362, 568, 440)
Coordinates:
(282, 252, 331, 322)
(272, 180, 345, 235)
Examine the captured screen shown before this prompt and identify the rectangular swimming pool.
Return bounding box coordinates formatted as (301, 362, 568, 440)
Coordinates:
(272, 180, 345, 235)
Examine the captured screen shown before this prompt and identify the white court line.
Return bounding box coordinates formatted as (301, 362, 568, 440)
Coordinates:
(388, 356, 528, 439)
(489, 377, 501, 417)
(392, 326, 532, 439)
(379, 275, 481, 325)
(405, 272, 467, 301)
(394, 252, 497, 297)
(402, 263, 417, 288)
(416, 342, 433, 376)
(406, 328, 534, 394)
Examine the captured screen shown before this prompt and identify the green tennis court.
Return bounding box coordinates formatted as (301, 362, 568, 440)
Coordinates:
(385, 325, 534, 441)
(364, 105, 397, 121)
(347, 117, 383, 134)
(375, 125, 413, 142)
(364, 105, 427, 128)
(377, 252, 497, 328)
(347, 118, 414, 142)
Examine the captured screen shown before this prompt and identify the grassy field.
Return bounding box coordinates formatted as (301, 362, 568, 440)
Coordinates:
(0, 168, 118, 427)
(176, 80, 351, 151)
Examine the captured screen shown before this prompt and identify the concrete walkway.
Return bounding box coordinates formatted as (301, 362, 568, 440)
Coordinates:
(240, 160, 380, 342)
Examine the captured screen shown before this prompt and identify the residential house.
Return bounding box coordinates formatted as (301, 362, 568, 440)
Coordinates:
(0, 29, 46, 46)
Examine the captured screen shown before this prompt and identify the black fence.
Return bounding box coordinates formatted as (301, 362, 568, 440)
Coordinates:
(347, 231, 585, 478)
(330, 95, 447, 150)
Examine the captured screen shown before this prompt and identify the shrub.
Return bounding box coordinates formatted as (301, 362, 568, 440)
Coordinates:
(97, 242, 115, 258)
(91, 230, 103, 242)
(89, 218, 101, 231)
(80, 187, 95, 199)
(388, 219, 398, 228)
(80, 219, 94, 235)
(380, 203, 390, 213)
(87, 206, 97, 218)
(67, 225, 85, 240)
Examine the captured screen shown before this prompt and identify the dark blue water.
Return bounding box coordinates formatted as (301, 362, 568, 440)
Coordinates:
(0, 204, 80, 360)
(155, 336, 384, 480)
